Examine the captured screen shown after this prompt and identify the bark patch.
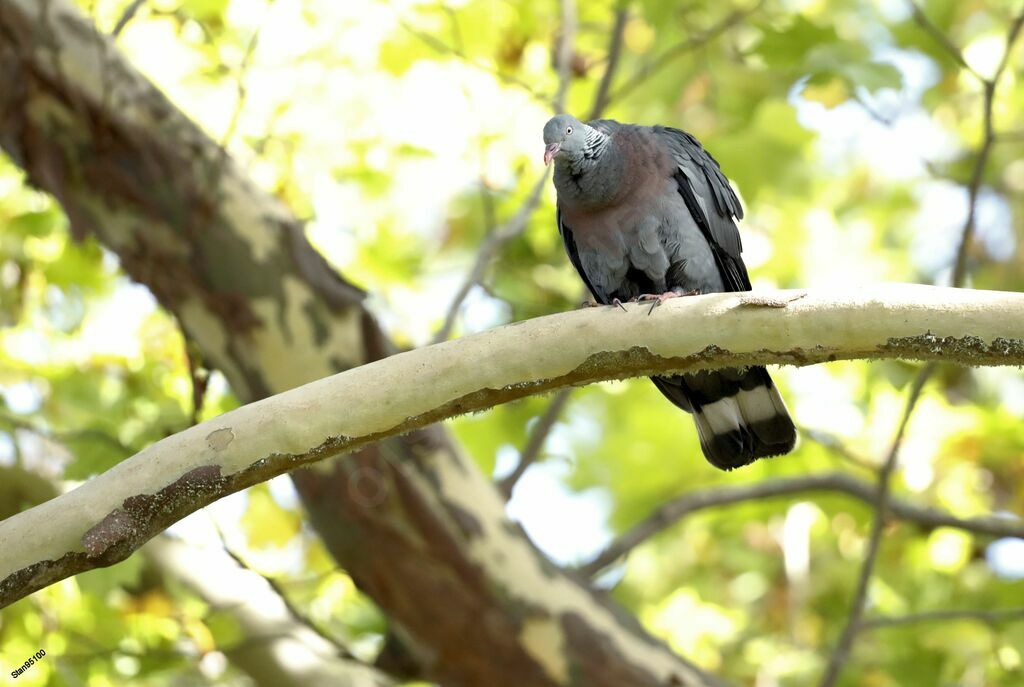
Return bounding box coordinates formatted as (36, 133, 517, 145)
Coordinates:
(882, 333, 1024, 365)
(206, 427, 234, 451)
(80, 465, 226, 560)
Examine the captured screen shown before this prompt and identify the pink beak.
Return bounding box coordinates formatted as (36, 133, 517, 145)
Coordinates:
(543, 142, 561, 166)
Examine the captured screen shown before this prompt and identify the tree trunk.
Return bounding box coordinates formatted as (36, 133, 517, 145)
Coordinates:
(0, 1, 715, 684)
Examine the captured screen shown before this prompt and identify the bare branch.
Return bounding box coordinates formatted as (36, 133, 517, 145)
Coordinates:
(817, 363, 934, 687)
(991, 8, 1024, 80)
(950, 7, 1024, 286)
(432, 171, 549, 343)
(606, 1, 763, 107)
(219, 15, 265, 151)
(816, 14, 1024, 679)
(111, 0, 146, 37)
(499, 388, 572, 498)
(432, 0, 579, 343)
(800, 426, 878, 474)
(208, 518, 358, 662)
(908, 1, 986, 82)
(183, 337, 210, 427)
(145, 536, 395, 687)
(553, 0, 577, 113)
(397, 18, 551, 106)
(0, 409, 134, 457)
(588, 5, 628, 120)
(4, 285, 1024, 607)
(578, 468, 1023, 576)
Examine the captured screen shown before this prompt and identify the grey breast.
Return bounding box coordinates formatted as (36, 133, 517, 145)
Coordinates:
(571, 140, 726, 299)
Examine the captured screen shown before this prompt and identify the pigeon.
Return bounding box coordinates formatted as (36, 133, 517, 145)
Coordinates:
(543, 114, 796, 470)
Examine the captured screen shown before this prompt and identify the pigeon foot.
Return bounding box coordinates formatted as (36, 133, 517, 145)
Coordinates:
(637, 289, 700, 315)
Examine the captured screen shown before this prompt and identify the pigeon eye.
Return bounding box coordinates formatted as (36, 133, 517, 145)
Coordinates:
(566, 126, 573, 134)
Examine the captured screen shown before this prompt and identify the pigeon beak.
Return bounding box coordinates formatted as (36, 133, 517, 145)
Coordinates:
(543, 142, 561, 166)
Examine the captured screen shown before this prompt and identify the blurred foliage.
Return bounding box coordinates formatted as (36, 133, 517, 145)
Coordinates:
(2, 0, 1024, 685)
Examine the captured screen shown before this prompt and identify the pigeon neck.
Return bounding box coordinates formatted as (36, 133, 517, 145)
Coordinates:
(554, 130, 623, 208)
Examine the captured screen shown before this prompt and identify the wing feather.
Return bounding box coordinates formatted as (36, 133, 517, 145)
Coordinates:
(557, 208, 606, 304)
(655, 126, 751, 292)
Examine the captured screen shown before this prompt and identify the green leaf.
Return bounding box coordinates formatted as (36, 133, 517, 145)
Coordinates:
(63, 430, 133, 480)
(182, 0, 228, 22)
(204, 610, 245, 649)
(8, 210, 61, 238)
(754, 17, 841, 69)
(241, 484, 301, 549)
(75, 552, 143, 597)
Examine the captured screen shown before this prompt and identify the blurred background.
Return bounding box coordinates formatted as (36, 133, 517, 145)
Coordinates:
(1, 0, 1024, 685)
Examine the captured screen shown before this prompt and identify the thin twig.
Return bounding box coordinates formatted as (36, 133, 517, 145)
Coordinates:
(861, 607, 1024, 630)
(817, 364, 934, 687)
(430, 0, 579, 342)
(949, 81, 997, 286)
(208, 520, 357, 661)
(817, 13, 1024, 678)
(908, 1, 986, 82)
(991, 8, 1024, 79)
(0, 410, 134, 457)
(588, 5, 628, 120)
(184, 337, 209, 427)
(605, 1, 763, 107)
(111, 0, 147, 37)
(578, 459, 1024, 576)
(432, 171, 549, 343)
(398, 19, 551, 106)
(852, 92, 896, 128)
(499, 388, 572, 498)
(441, 5, 465, 54)
(950, 7, 1024, 287)
(553, 0, 577, 113)
(801, 426, 879, 474)
(220, 10, 267, 150)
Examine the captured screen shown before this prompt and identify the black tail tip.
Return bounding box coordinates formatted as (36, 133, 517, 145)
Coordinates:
(701, 420, 797, 471)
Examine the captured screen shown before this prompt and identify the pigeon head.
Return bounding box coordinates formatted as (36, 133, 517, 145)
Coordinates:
(543, 114, 587, 165)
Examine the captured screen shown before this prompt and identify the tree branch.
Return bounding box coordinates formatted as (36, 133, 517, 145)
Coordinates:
(579, 469, 1024, 576)
(588, 5, 628, 120)
(908, 1, 986, 82)
(605, 1, 762, 107)
(111, 0, 146, 38)
(2, 284, 1024, 607)
(207, 518, 358, 663)
(145, 536, 395, 687)
(949, 6, 1024, 286)
(801, 426, 878, 473)
(814, 13, 1024, 681)
(499, 388, 572, 498)
(817, 364, 932, 687)
(0, 1, 723, 681)
(432, 0, 579, 343)
(396, 18, 551, 106)
(553, 0, 577, 114)
(432, 171, 549, 342)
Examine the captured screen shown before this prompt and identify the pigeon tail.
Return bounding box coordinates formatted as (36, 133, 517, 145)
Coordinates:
(651, 367, 796, 471)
